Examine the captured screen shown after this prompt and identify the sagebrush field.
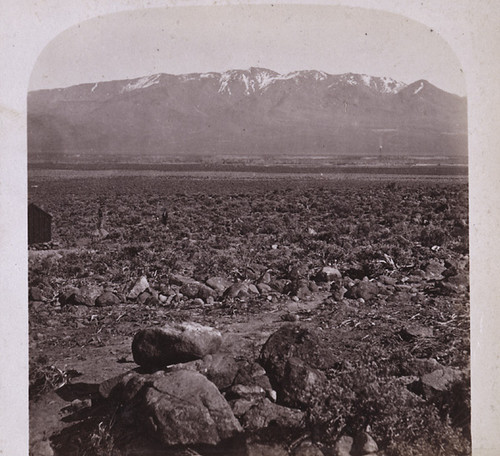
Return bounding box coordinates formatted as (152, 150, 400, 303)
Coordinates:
(28, 173, 470, 456)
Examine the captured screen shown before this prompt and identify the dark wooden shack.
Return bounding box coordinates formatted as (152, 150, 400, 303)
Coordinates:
(28, 203, 52, 244)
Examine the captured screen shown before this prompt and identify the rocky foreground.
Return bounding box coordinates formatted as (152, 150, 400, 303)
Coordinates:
(28, 177, 470, 455)
(29, 263, 469, 456)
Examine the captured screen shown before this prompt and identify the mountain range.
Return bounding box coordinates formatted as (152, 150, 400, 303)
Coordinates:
(28, 67, 467, 162)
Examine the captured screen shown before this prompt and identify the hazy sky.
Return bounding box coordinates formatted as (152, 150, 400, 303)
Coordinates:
(29, 4, 466, 96)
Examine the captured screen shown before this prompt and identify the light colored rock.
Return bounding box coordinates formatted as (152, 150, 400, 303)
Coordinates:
(247, 443, 288, 456)
(206, 276, 232, 295)
(30, 439, 54, 456)
(421, 367, 464, 394)
(127, 276, 149, 300)
(293, 440, 324, 456)
(132, 322, 222, 370)
(316, 266, 342, 282)
(334, 436, 353, 456)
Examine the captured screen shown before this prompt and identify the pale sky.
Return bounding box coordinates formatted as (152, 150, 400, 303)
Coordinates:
(29, 4, 466, 96)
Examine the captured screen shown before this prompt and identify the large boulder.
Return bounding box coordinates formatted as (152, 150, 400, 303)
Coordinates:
(132, 322, 222, 370)
(119, 370, 242, 446)
(278, 357, 327, 409)
(259, 324, 334, 408)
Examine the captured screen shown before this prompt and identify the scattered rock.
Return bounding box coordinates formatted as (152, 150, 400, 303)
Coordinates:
(331, 282, 347, 301)
(248, 284, 260, 295)
(144, 295, 161, 307)
(119, 370, 242, 446)
(169, 274, 196, 287)
(380, 275, 397, 286)
(180, 282, 201, 299)
(231, 397, 305, 432)
(226, 384, 267, 400)
(58, 286, 80, 305)
(315, 266, 342, 283)
(400, 325, 434, 341)
(206, 276, 232, 295)
(334, 436, 354, 456)
(92, 228, 109, 239)
(29, 286, 45, 302)
(137, 290, 152, 305)
(193, 297, 205, 306)
(246, 442, 289, 456)
(223, 282, 252, 299)
(95, 291, 121, 307)
(259, 324, 334, 408)
(127, 276, 150, 300)
(132, 322, 222, 370)
(30, 439, 54, 456)
(233, 361, 273, 395)
(65, 292, 93, 307)
(353, 431, 378, 455)
(345, 280, 379, 301)
(167, 353, 239, 391)
(293, 440, 325, 456)
(423, 260, 446, 280)
(411, 358, 445, 377)
(278, 357, 327, 408)
(260, 324, 335, 380)
(420, 367, 464, 395)
(257, 283, 273, 294)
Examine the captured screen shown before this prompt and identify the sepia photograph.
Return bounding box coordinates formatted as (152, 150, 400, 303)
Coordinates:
(2, 1, 499, 455)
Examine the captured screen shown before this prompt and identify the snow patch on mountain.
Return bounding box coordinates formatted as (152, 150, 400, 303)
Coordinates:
(361, 74, 372, 87)
(414, 82, 424, 94)
(121, 74, 160, 93)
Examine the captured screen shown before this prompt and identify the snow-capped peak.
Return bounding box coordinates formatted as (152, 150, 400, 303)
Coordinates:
(121, 74, 161, 93)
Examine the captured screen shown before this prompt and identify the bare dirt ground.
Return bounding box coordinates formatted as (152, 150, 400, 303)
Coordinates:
(28, 172, 470, 456)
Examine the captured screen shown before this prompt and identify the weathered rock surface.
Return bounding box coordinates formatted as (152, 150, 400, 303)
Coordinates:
(260, 324, 335, 378)
(119, 370, 242, 446)
(315, 266, 342, 283)
(65, 292, 93, 307)
(334, 436, 354, 456)
(345, 280, 379, 300)
(30, 439, 55, 456)
(353, 431, 379, 455)
(167, 353, 239, 390)
(246, 443, 289, 456)
(95, 291, 121, 307)
(223, 282, 252, 299)
(132, 322, 222, 370)
(293, 441, 325, 456)
(400, 325, 434, 341)
(29, 286, 46, 302)
(259, 324, 333, 408)
(206, 276, 232, 295)
(233, 361, 274, 395)
(420, 367, 464, 395)
(230, 397, 305, 432)
(127, 276, 150, 300)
